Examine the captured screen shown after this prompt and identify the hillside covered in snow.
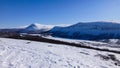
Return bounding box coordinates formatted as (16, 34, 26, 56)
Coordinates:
(0, 38, 120, 68)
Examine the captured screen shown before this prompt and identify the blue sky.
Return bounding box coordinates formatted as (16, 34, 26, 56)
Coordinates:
(0, 0, 120, 28)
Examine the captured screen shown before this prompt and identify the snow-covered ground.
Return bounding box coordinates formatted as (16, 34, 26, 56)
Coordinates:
(46, 37, 120, 51)
(0, 38, 120, 68)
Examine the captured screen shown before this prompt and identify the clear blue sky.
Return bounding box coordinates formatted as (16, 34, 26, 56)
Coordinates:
(0, 0, 120, 28)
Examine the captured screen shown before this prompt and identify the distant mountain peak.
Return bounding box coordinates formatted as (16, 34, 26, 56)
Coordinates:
(25, 23, 40, 30)
(30, 23, 45, 27)
(18, 23, 55, 33)
(25, 23, 52, 30)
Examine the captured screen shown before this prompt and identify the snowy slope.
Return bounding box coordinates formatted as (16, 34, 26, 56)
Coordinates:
(46, 37, 120, 51)
(49, 21, 120, 40)
(0, 38, 120, 68)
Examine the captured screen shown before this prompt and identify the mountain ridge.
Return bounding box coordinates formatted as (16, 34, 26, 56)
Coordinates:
(49, 21, 120, 40)
(1, 21, 120, 40)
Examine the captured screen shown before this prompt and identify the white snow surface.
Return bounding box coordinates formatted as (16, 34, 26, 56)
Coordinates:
(0, 38, 120, 68)
(46, 37, 120, 51)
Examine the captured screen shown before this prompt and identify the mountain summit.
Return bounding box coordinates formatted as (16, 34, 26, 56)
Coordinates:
(25, 23, 51, 30)
(20, 23, 53, 33)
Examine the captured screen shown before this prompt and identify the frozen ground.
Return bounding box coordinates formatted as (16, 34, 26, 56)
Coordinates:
(0, 38, 120, 68)
(46, 37, 120, 51)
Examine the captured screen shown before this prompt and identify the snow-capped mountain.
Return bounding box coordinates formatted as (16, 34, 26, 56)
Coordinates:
(49, 21, 120, 40)
(1, 21, 120, 39)
(19, 23, 54, 33)
(0, 23, 54, 34)
(0, 23, 69, 34)
(25, 23, 53, 30)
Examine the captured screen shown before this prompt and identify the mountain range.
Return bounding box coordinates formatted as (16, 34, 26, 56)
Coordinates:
(0, 21, 120, 40)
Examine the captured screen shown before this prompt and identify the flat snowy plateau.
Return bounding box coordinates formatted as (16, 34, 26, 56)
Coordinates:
(0, 38, 120, 68)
